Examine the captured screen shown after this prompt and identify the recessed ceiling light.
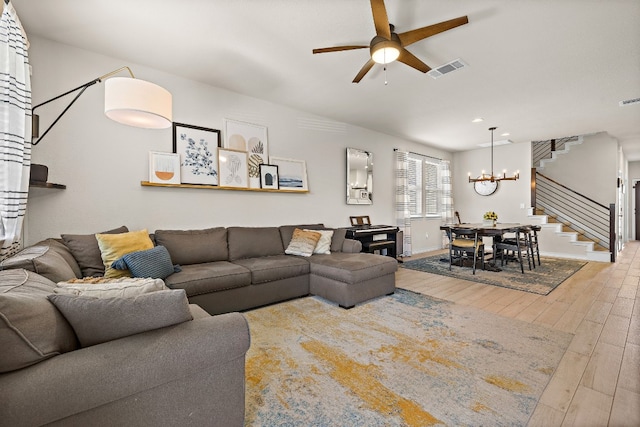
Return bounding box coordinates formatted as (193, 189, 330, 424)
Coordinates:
(501, 132, 510, 136)
(472, 118, 484, 123)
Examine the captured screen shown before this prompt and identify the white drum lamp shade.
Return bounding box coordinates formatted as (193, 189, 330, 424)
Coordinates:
(104, 77, 172, 129)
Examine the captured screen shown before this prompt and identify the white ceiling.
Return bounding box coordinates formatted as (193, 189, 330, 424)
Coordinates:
(14, 0, 640, 159)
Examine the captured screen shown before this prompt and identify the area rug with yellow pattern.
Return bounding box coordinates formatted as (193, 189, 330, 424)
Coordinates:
(244, 290, 572, 426)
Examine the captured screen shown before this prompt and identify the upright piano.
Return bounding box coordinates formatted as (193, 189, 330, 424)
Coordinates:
(344, 224, 399, 259)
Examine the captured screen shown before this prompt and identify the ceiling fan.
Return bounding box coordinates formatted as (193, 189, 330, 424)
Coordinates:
(312, 0, 468, 83)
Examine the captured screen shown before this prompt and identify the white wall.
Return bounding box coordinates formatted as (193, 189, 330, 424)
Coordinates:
(628, 160, 640, 240)
(539, 132, 618, 205)
(452, 141, 533, 225)
(25, 36, 451, 246)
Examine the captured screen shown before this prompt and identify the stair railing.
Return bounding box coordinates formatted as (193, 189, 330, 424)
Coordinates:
(532, 169, 615, 261)
(531, 136, 580, 168)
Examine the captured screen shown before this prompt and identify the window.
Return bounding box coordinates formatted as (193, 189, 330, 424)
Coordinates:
(408, 154, 441, 217)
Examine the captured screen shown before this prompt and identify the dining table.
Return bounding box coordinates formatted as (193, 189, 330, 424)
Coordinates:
(440, 222, 533, 269)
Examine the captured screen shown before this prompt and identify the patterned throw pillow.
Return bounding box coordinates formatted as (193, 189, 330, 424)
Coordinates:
(285, 228, 322, 257)
(111, 246, 180, 279)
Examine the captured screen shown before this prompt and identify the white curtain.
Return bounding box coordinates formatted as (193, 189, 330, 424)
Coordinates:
(440, 160, 454, 248)
(394, 150, 411, 257)
(0, 1, 31, 260)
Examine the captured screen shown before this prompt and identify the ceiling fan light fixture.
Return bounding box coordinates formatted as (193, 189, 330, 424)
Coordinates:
(370, 37, 400, 64)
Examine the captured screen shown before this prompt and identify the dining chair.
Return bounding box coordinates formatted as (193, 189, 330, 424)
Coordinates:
(530, 225, 541, 266)
(495, 228, 531, 273)
(448, 227, 485, 274)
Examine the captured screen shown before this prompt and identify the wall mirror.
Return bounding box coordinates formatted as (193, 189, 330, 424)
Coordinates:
(346, 147, 373, 205)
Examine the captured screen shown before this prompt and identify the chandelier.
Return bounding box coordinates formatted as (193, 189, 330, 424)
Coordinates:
(468, 127, 520, 183)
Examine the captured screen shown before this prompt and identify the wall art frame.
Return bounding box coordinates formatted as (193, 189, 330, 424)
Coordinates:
(259, 164, 279, 190)
(223, 119, 268, 189)
(218, 148, 249, 188)
(149, 152, 180, 185)
(269, 156, 308, 191)
(172, 122, 221, 185)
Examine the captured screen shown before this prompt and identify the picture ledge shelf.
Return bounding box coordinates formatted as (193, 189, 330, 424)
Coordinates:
(140, 181, 309, 193)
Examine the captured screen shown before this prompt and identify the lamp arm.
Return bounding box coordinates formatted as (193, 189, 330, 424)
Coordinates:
(31, 66, 136, 146)
(32, 79, 99, 145)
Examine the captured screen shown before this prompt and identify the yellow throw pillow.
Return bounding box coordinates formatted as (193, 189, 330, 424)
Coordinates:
(95, 229, 154, 278)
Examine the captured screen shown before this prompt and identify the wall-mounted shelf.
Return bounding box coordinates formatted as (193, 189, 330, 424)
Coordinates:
(140, 181, 309, 193)
(29, 182, 66, 190)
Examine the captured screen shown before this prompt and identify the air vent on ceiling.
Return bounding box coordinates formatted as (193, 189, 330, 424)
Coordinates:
(619, 97, 640, 107)
(427, 58, 467, 79)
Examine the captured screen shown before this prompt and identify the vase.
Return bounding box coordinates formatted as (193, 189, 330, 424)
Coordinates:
(482, 219, 496, 227)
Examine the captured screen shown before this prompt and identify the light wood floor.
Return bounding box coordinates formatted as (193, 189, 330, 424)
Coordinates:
(397, 241, 640, 427)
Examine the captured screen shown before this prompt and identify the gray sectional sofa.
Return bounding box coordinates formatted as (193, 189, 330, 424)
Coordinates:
(2, 223, 398, 314)
(0, 223, 397, 425)
(0, 269, 251, 426)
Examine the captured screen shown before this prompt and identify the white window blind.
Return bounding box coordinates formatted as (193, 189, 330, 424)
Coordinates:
(408, 153, 442, 218)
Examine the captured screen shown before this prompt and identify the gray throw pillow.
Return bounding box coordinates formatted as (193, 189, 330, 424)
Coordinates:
(61, 226, 129, 277)
(48, 290, 193, 347)
(111, 245, 180, 279)
(0, 270, 78, 373)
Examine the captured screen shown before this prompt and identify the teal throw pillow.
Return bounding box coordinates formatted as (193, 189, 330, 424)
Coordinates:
(111, 245, 180, 279)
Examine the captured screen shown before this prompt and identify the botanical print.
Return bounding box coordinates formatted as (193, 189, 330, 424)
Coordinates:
(224, 119, 268, 188)
(173, 123, 221, 185)
(219, 148, 248, 188)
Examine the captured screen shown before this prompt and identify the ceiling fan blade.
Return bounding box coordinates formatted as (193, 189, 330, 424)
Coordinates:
(397, 48, 431, 73)
(353, 59, 376, 83)
(370, 0, 391, 39)
(398, 16, 469, 47)
(312, 45, 368, 54)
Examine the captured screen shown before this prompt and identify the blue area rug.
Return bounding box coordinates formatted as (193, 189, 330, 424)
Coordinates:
(244, 289, 572, 426)
(401, 254, 587, 295)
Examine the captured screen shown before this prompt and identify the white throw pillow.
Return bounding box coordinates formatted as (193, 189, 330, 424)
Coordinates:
(55, 277, 167, 298)
(305, 229, 334, 254)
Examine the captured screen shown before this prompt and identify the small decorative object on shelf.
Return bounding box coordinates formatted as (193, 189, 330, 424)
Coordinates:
(483, 211, 498, 226)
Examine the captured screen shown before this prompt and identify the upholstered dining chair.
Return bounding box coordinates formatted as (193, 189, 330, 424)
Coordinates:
(448, 227, 485, 274)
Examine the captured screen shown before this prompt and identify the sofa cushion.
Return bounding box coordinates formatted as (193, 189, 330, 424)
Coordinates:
(232, 255, 310, 284)
(0, 239, 79, 282)
(308, 253, 398, 284)
(285, 228, 322, 257)
(54, 277, 167, 298)
(228, 227, 284, 261)
(0, 270, 78, 373)
(330, 228, 347, 253)
(111, 245, 180, 279)
(96, 230, 154, 278)
(164, 261, 251, 297)
(154, 227, 228, 265)
(48, 289, 193, 347)
(61, 226, 129, 277)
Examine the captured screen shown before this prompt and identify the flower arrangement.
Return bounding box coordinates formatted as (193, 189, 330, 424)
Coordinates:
(483, 211, 498, 221)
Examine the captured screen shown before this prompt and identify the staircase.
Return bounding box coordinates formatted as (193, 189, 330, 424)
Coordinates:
(533, 136, 583, 170)
(530, 136, 613, 262)
(526, 208, 611, 262)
